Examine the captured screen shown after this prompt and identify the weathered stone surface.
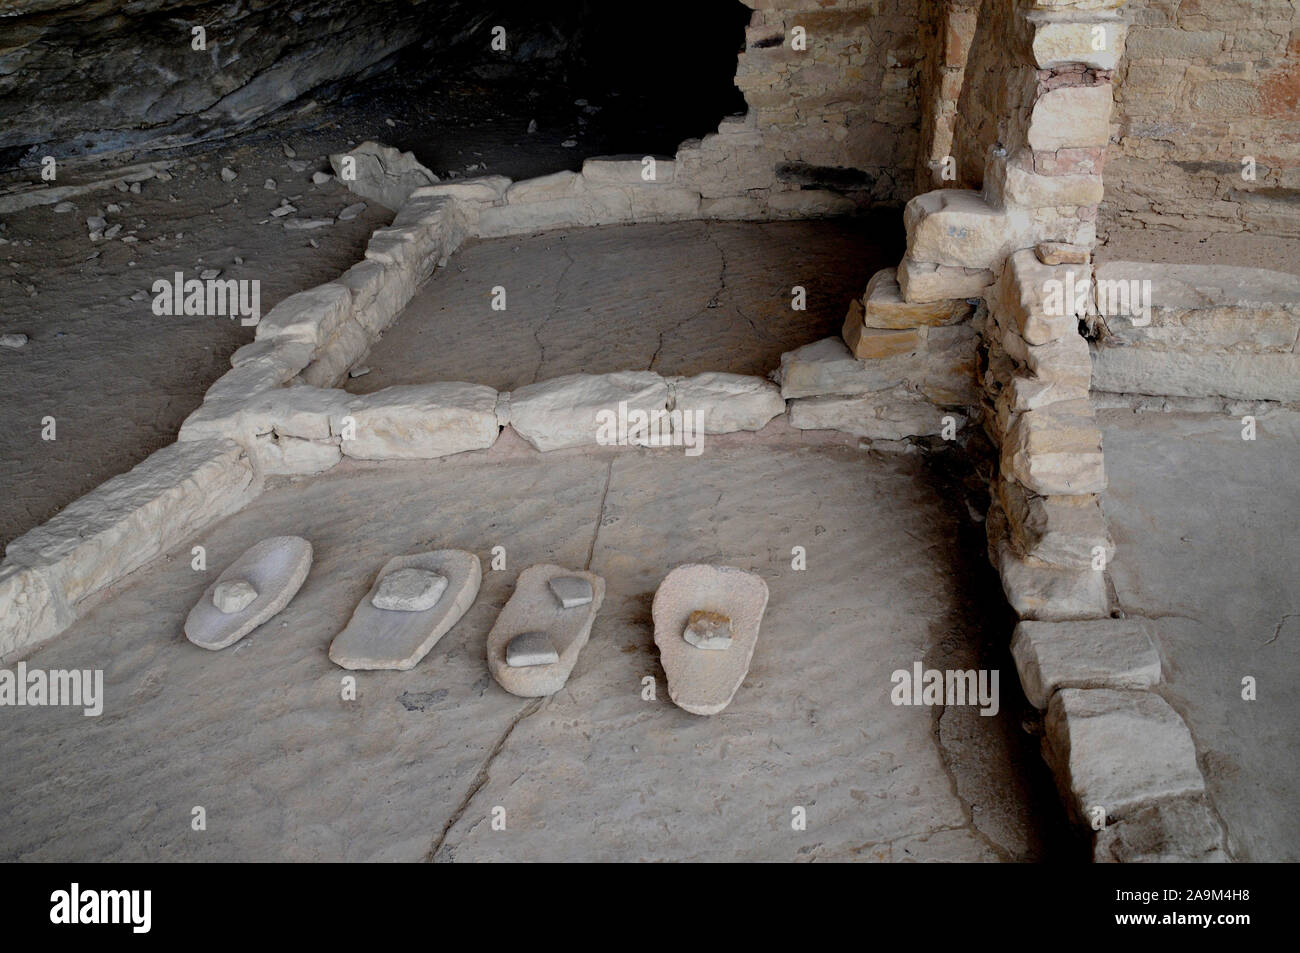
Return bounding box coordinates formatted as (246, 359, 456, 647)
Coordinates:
(1093, 795, 1228, 863)
(989, 503, 1109, 621)
(683, 609, 733, 651)
(254, 282, 353, 348)
(329, 550, 480, 670)
(1002, 402, 1107, 495)
(363, 224, 443, 286)
(1091, 348, 1300, 403)
(508, 372, 668, 452)
(506, 631, 559, 667)
(999, 478, 1112, 568)
(1036, 242, 1090, 265)
(788, 386, 965, 441)
(0, 563, 74, 661)
(5, 439, 259, 609)
(995, 149, 1104, 209)
(766, 189, 856, 218)
(904, 189, 1029, 270)
(776, 330, 977, 406)
(341, 383, 500, 460)
(212, 579, 258, 614)
(506, 170, 585, 204)
(1012, 618, 1161, 709)
(670, 373, 784, 434)
(1045, 689, 1206, 820)
(1027, 84, 1114, 151)
(487, 564, 606, 697)
(252, 432, 342, 476)
(582, 156, 677, 185)
(372, 567, 448, 612)
(338, 258, 416, 337)
(653, 564, 768, 716)
(410, 176, 511, 204)
(300, 317, 372, 389)
(549, 575, 594, 609)
(898, 257, 996, 304)
(330, 141, 439, 211)
(185, 536, 312, 650)
(1092, 261, 1300, 353)
(996, 250, 1090, 345)
(476, 197, 593, 237)
(1030, 13, 1127, 70)
(856, 267, 974, 331)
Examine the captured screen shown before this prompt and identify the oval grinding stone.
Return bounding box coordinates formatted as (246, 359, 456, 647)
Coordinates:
(487, 564, 605, 697)
(329, 550, 481, 671)
(652, 564, 769, 715)
(185, 536, 314, 650)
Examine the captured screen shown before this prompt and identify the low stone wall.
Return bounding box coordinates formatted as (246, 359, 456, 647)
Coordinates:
(1089, 261, 1300, 402)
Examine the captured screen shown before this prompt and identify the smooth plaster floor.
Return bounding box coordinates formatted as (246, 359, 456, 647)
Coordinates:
(1099, 407, 1300, 862)
(347, 217, 901, 393)
(0, 427, 1073, 862)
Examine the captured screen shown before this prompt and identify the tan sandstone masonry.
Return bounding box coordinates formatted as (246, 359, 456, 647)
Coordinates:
(837, 0, 1229, 861)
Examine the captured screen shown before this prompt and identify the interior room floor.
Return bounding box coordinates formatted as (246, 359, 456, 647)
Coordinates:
(1099, 407, 1300, 862)
(348, 218, 900, 394)
(0, 427, 1075, 862)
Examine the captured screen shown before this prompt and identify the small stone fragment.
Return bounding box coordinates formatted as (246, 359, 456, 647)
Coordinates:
(1036, 241, 1090, 266)
(371, 567, 448, 612)
(212, 579, 258, 614)
(287, 160, 309, 173)
(220, 167, 237, 182)
(200, 268, 221, 280)
(264, 178, 277, 190)
(337, 202, 367, 221)
(506, 631, 559, 667)
(312, 171, 332, 185)
(549, 575, 594, 608)
(0, 332, 28, 349)
(53, 201, 75, 213)
(348, 366, 371, 378)
(103, 224, 122, 239)
(270, 204, 296, 217)
(684, 610, 733, 650)
(282, 143, 296, 158)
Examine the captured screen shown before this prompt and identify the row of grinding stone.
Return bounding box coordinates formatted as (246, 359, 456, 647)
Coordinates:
(182, 536, 770, 714)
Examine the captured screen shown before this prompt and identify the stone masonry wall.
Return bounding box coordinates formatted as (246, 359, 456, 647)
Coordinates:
(734, 0, 926, 206)
(1103, 0, 1300, 237)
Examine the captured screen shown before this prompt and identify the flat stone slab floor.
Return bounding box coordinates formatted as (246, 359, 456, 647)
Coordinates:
(0, 426, 1071, 862)
(347, 218, 900, 394)
(1099, 407, 1300, 862)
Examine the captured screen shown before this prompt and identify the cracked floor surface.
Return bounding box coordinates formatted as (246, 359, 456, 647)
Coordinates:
(0, 425, 1073, 861)
(1099, 407, 1300, 862)
(347, 216, 902, 395)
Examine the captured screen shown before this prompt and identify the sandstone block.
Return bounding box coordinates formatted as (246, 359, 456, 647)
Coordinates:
(1011, 618, 1161, 708)
(329, 141, 439, 211)
(341, 383, 500, 460)
(898, 257, 995, 304)
(670, 372, 784, 434)
(1045, 689, 1206, 821)
(1002, 403, 1107, 495)
(857, 267, 974, 330)
(1027, 84, 1114, 151)
(508, 371, 669, 452)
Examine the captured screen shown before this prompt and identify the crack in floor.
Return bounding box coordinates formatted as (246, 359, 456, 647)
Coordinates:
(424, 695, 545, 862)
(529, 241, 577, 385)
(426, 455, 615, 861)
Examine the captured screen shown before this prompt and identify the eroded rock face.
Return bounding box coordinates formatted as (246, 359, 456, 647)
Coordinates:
(0, 0, 441, 161)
